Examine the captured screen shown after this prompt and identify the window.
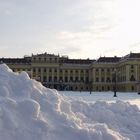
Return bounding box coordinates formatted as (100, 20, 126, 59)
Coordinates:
(131, 65, 134, 69)
(112, 77, 116, 82)
(65, 77, 68, 82)
(49, 58, 52, 61)
(96, 77, 99, 82)
(54, 76, 57, 82)
(49, 76, 52, 82)
(96, 86, 98, 91)
(33, 68, 36, 72)
(38, 68, 41, 73)
(70, 77, 73, 81)
(44, 68, 46, 72)
(130, 75, 135, 81)
(86, 77, 89, 83)
(102, 86, 104, 90)
(107, 86, 110, 91)
(107, 69, 110, 72)
(131, 86, 134, 91)
(101, 77, 104, 82)
(38, 57, 41, 61)
(80, 77, 84, 82)
(96, 69, 98, 72)
(55, 58, 57, 62)
(43, 76, 46, 82)
(75, 77, 78, 82)
(59, 77, 63, 82)
(106, 77, 110, 82)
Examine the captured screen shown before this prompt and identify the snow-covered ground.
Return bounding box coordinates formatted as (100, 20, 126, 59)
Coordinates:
(0, 64, 140, 140)
(59, 91, 140, 108)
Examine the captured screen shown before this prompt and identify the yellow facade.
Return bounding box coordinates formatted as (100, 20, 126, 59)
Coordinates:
(1, 52, 140, 92)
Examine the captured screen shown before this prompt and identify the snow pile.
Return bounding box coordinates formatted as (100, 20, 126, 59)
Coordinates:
(0, 64, 140, 140)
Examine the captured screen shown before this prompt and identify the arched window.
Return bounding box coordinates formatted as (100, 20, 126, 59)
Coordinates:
(130, 75, 135, 81)
(131, 86, 134, 91)
(102, 86, 104, 91)
(96, 86, 98, 91)
(107, 86, 110, 91)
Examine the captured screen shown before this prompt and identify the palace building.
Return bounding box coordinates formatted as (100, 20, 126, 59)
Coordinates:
(1, 52, 140, 92)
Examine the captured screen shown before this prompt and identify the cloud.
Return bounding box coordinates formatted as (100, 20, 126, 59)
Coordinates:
(1, 0, 140, 59)
(130, 42, 140, 48)
(0, 1, 14, 16)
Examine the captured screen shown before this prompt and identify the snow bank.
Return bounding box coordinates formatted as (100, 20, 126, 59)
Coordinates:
(0, 64, 140, 140)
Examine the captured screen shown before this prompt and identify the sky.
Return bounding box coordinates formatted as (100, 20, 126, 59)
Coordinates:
(0, 0, 140, 59)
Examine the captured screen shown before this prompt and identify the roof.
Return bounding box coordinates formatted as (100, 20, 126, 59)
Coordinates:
(127, 53, 140, 58)
(120, 53, 140, 61)
(96, 57, 121, 63)
(62, 59, 95, 64)
(32, 52, 59, 57)
(0, 58, 31, 64)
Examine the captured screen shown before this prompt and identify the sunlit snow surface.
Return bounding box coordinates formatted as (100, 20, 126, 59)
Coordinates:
(0, 64, 140, 140)
(59, 91, 140, 108)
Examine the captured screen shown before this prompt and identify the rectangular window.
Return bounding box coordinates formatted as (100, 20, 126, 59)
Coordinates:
(43, 76, 46, 82)
(44, 68, 46, 72)
(65, 77, 68, 82)
(101, 69, 104, 72)
(101, 77, 104, 82)
(86, 77, 89, 83)
(49, 76, 52, 82)
(33, 68, 36, 72)
(96, 69, 98, 72)
(96, 77, 99, 82)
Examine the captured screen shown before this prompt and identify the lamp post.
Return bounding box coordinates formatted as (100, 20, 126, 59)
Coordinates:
(89, 80, 92, 94)
(79, 80, 82, 92)
(112, 69, 117, 97)
(137, 81, 140, 95)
